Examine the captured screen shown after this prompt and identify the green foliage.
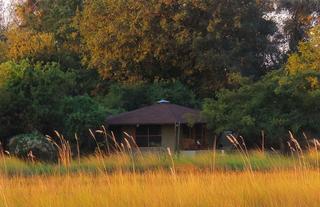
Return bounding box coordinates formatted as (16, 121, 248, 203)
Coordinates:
(3, 0, 320, 154)
(101, 81, 199, 112)
(0, 60, 107, 147)
(203, 70, 320, 147)
(148, 81, 199, 108)
(79, 0, 276, 97)
(286, 25, 320, 74)
(10, 0, 83, 68)
(8, 132, 57, 162)
(0, 60, 76, 139)
(18, 0, 82, 35)
(60, 95, 109, 141)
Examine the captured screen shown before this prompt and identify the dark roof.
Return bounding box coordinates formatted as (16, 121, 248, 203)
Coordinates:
(106, 103, 205, 125)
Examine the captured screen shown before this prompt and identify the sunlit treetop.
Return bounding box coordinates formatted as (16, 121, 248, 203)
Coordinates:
(286, 25, 320, 74)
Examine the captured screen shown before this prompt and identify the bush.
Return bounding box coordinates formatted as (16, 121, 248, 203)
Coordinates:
(60, 95, 110, 152)
(0, 60, 108, 154)
(8, 132, 57, 162)
(203, 70, 320, 148)
(0, 60, 76, 139)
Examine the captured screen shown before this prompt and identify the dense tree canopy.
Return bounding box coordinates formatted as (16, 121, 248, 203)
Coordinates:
(0, 60, 107, 152)
(1, 0, 320, 150)
(203, 70, 320, 148)
(0, 60, 76, 137)
(100, 81, 198, 112)
(8, 0, 83, 68)
(6, 28, 55, 61)
(79, 0, 277, 97)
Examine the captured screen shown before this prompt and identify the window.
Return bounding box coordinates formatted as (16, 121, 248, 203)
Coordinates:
(182, 125, 192, 139)
(136, 125, 162, 147)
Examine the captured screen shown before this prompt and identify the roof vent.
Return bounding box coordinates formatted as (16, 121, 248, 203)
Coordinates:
(157, 99, 170, 104)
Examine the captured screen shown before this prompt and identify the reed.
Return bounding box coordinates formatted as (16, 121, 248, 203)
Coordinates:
(1, 170, 320, 207)
(0, 130, 319, 206)
(46, 131, 72, 167)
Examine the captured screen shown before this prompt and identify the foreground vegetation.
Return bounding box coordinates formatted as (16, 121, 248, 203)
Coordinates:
(0, 155, 320, 207)
(1, 148, 320, 206)
(0, 151, 319, 176)
(1, 171, 320, 207)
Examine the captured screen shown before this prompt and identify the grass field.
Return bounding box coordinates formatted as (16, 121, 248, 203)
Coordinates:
(1, 150, 319, 175)
(1, 170, 320, 207)
(0, 151, 320, 207)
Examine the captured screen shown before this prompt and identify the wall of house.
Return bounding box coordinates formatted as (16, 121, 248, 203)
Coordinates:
(112, 124, 176, 150)
(161, 124, 176, 150)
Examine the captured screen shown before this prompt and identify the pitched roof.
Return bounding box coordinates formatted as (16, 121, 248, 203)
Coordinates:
(106, 103, 204, 125)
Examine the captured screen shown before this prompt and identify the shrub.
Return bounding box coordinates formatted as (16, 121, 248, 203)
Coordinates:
(60, 95, 111, 152)
(8, 132, 57, 162)
(0, 60, 76, 139)
(203, 70, 320, 148)
(0, 60, 110, 153)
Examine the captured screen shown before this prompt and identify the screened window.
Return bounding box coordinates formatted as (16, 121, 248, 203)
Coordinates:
(136, 125, 162, 147)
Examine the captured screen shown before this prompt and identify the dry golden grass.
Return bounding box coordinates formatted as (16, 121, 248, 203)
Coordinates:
(1, 131, 319, 206)
(0, 170, 319, 207)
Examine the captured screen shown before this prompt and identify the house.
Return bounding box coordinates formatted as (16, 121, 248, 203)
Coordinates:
(106, 100, 210, 152)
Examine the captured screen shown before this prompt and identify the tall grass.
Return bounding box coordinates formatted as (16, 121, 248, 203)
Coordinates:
(0, 130, 320, 206)
(0, 151, 319, 176)
(4, 129, 308, 175)
(1, 171, 319, 207)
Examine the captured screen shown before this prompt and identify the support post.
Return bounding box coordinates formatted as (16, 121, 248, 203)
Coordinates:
(175, 122, 181, 154)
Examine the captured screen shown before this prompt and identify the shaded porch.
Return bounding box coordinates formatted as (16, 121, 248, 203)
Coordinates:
(175, 123, 209, 151)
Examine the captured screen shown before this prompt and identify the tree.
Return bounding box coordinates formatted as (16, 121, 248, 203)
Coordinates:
(0, 0, 8, 63)
(79, 0, 277, 97)
(286, 25, 320, 73)
(0, 60, 76, 141)
(100, 81, 199, 112)
(5, 28, 56, 61)
(203, 70, 320, 148)
(60, 95, 109, 152)
(193, 0, 278, 93)
(7, 0, 83, 68)
(0, 60, 109, 150)
(5, 0, 103, 96)
(0, 0, 4, 31)
(0, 60, 79, 143)
(277, 0, 320, 52)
